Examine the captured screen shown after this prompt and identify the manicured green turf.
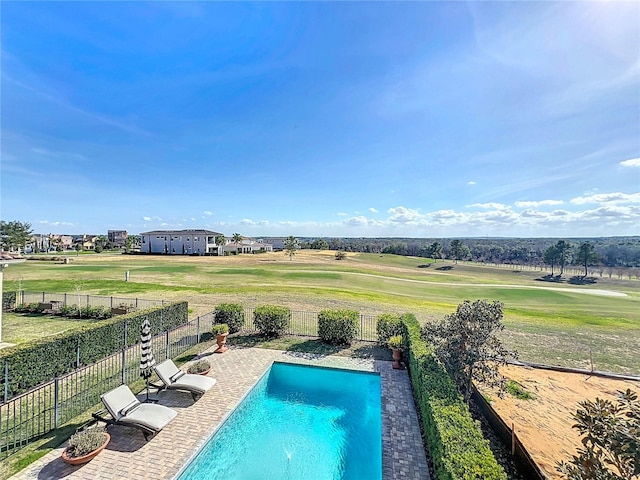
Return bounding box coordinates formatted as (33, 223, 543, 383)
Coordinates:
(4, 251, 639, 373)
(2, 312, 97, 344)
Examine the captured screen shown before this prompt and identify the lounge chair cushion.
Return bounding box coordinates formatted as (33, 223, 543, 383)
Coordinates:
(154, 359, 216, 395)
(118, 403, 177, 431)
(101, 384, 177, 431)
(102, 385, 141, 421)
(171, 374, 217, 395)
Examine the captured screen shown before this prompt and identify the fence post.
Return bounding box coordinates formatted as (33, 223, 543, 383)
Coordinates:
(123, 321, 128, 349)
(360, 314, 364, 341)
(54, 377, 60, 429)
(64, 293, 67, 306)
(165, 330, 170, 359)
(110, 297, 113, 308)
(76, 344, 80, 369)
(86, 294, 89, 308)
(136, 298, 139, 309)
(196, 316, 200, 342)
(42, 292, 45, 302)
(4, 359, 8, 403)
(121, 348, 126, 384)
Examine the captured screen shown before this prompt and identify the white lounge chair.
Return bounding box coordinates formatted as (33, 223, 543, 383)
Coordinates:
(93, 384, 177, 440)
(153, 359, 217, 400)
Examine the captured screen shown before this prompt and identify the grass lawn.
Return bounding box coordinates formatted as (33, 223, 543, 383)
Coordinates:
(2, 312, 97, 344)
(3, 250, 639, 373)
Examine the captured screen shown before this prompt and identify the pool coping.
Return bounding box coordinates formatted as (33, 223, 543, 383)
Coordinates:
(9, 346, 430, 480)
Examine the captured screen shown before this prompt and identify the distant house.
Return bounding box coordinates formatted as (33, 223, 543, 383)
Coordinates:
(140, 229, 225, 255)
(223, 238, 274, 254)
(73, 234, 98, 251)
(108, 230, 128, 247)
(259, 237, 285, 251)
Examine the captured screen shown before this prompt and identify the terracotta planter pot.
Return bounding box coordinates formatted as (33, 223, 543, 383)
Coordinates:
(214, 333, 229, 353)
(391, 348, 404, 370)
(61, 433, 110, 465)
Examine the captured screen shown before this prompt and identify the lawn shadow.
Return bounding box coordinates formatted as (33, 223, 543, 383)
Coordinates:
(535, 275, 565, 283)
(568, 276, 597, 285)
(417, 264, 431, 269)
(435, 265, 453, 271)
(285, 339, 345, 359)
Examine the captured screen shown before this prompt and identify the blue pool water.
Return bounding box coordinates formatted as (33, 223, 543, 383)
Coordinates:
(177, 362, 382, 480)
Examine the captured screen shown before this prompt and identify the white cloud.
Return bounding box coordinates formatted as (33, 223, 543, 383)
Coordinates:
(387, 206, 423, 223)
(570, 192, 640, 205)
(344, 216, 369, 226)
(514, 200, 563, 208)
(467, 202, 508, 209)
(337, 212, 349, 217)
(240, 218, 256, 225)
(203, 211, 213, 216)
(467, 181, 476, 185)
(143, 216, 152, 221)
(369, 208, 378, 213)
(620, 158, 640, 168)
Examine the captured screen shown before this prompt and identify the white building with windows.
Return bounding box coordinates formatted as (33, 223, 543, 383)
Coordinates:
(140, 229, 225, 255)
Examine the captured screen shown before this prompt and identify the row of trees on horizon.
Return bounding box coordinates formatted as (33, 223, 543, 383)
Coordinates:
(2, 220, 639, 270)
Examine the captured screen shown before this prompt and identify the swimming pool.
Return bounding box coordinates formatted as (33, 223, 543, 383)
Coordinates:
(176, 362, 382, 480)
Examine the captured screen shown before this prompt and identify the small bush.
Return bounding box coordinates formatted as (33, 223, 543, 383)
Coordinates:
(67, 427, 107, 457)
(253, 305, 291, 338)
(376, 313, 404, 344)
(213, 303, 244, 333)
(506, 380, 535, 400)
(211, 323, 229, 335)
(2, 291, 16, 311)
(388, 335, 403, 349)
(187, 359, 210, 374)
(318, 309, 359, 345)
(335, 251, 346, 260)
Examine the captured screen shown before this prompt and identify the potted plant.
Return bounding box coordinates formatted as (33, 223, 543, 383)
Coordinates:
(61, 426, 110, 465)
(388, 335, 404, 370)
(211, 323, 229, 353)
(187, 359, 211, 376)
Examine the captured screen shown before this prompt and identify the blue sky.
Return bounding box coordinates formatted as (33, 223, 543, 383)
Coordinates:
(1, 1, 639, 238)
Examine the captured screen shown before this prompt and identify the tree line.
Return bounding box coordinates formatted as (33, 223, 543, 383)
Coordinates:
(296, 236, 640, 270)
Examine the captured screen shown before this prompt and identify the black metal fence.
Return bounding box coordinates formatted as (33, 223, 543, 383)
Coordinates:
(0, 305, 378, 460)
(235, 307, 378, 341)
(9, 291, 164, 310)
(0, 314, 208, 459)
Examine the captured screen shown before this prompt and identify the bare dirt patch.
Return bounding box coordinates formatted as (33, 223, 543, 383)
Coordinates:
(480, 365, 639, 479)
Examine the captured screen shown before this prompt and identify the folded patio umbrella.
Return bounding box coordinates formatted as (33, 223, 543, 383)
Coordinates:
(139, 318, 157, 402)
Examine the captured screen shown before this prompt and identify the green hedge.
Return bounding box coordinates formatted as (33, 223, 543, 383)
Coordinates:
(375, 313, 403, 344)
(401, 313, 506, 480)
(0, 302, 188, 398)
(318, 309, 359, 345)
(2, 291, 16, 311)
(213, 303, 244, 333)
(253, 305, 291, 337)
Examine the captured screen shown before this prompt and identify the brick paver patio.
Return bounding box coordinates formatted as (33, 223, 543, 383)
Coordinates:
(10, 346, 429, 480)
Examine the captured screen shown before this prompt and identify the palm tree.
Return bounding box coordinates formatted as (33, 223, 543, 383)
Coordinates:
(214, 234, 226, 256)
(231, 233, 243, 255)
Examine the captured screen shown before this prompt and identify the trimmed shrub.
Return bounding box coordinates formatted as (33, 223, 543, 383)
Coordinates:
(401, 313, 506, 480)
(213, 303, 244, 333)
(0, 302, 188, 398)
(318, 309, 358, 345)
(2, 291, 16, 311)
(376, 313, 403, 344)
(253, 305, 291, 337)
